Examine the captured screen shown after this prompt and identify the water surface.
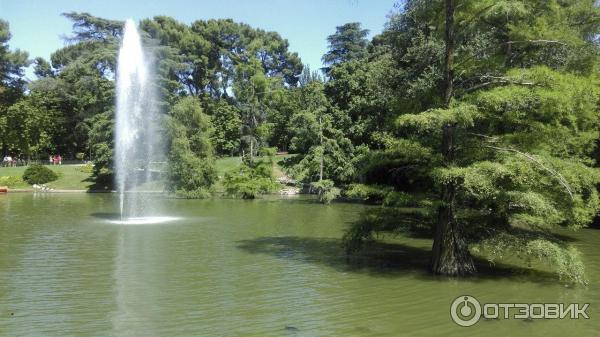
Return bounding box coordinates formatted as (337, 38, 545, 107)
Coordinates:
(0, 193, 598, 336)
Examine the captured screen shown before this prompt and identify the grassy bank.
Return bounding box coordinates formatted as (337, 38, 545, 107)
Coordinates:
(0, 154, 294, 191)
(0, 164, 93, 190)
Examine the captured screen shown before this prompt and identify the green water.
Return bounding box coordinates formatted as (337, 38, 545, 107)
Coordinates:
(0, 193, 598, 336)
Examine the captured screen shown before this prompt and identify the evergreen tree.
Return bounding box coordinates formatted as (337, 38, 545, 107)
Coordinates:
(322, 22, 369, 73)
(166, 96, 217, 197)
(345, 0, 600, 283)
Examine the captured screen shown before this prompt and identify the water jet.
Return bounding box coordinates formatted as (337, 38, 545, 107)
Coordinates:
(115, 19, 164, 220)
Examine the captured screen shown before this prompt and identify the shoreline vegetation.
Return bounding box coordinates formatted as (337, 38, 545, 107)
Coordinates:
(0, 154, 300, 194)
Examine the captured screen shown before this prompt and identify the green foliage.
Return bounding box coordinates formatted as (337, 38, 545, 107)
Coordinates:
(311, 179, 340, 204)
(472, 232, 587, 285)
(140, 16, 303, 96)
(342, 0, 600, 283)
(79, 163, 94, 174)
(222, 155, 281, 199)
(204, 99, 241, 156)
(166, 97, 217, 197)
(174, 188, 212, 199)
(1, 94, 62, 158)
(22, 165, 58, 185)
(0, 175, 24, 187)
(0, 19, 31, 153)
(87, 110, 114, 189)
(322, 22, 369, 72)
(325, 57, 396, 147)
(287, 81, 359, 184)
(0, 19, 29, 96)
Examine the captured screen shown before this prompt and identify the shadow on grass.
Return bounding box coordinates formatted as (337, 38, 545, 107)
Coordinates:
(83, 175, 113, 191)
(236, 236, 562, 284)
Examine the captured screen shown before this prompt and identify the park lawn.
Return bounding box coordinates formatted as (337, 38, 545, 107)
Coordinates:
(0, 164, 93, 190)
(0, 154, 296, 191)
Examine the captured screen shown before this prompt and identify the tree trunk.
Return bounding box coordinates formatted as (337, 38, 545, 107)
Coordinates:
(319, 115, 323, 181)
(250, 138, 254, 160)
(430, 0, 476, 276)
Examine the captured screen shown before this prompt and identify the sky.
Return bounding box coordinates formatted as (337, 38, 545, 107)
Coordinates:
(0, 0, 397, 79)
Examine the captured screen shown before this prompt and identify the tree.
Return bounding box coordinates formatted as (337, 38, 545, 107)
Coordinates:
(288, 81, 359, 184)
(166, 96, 217, 197)
(344, 0, 600, 283)
(204, 98, 241, 156)
(0, 19, 29, 94)
(140, 17, 303, 98)
(234, 57, 272, 158)
(322, 22, 369, 73)
(40, 12, 121, 160)
(298, 65, 323, 86)
(222, 148, 281, 199)
(0, 19, 30, 153)
(2, 94, 61, 159)
(325, 57, 396, 148)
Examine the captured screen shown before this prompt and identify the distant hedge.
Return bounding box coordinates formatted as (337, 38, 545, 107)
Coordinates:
(22, 165, 58, 185)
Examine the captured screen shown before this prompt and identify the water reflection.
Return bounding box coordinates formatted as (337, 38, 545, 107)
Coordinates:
(112, 226, 159, 335)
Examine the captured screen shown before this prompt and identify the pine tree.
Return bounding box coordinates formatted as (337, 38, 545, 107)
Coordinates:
(345, 0, 600, 283)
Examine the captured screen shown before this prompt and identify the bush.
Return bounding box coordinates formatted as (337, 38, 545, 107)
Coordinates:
(174, 188, 212, 199)
(80, 163, 94, 173)
(0, 176, 25, 187)
(223, 160, 281, 199)
(311, 179, 341, 204)
(22, 165, 59, 185)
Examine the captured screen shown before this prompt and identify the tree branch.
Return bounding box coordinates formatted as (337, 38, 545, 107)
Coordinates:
(484, 145, 574, 200)
(463, 77, 535, 94)
(504, 40, 567, 46)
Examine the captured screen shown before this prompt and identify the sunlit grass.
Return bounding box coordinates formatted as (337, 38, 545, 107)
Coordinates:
(0, 154, 296, 191)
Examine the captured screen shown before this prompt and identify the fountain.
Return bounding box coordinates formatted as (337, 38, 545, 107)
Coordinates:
(114, 19, 170, 224)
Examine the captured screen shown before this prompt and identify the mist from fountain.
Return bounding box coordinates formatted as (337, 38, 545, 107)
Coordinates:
(114, 19, 164, 221)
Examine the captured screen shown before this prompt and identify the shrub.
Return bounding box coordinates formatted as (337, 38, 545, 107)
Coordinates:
(75, 152, 86, 161)
(22, 165, 59, 185)
(80, 163, 94, 173)
(223, 159, 281, 199)
(311, 179, 341, 204)
(0, 176, 25, 187)
(175, 188, 212, 199)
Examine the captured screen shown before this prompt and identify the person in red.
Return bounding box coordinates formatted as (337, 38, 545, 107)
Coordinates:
(52, 155, 58, 165)
(57, 154, 62, 165)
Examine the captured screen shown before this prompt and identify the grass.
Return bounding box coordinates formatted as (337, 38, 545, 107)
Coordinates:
(0, 164, 93, 190)
(0, 154, 297, 191)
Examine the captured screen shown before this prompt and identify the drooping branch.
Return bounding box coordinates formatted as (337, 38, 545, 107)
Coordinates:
(466, 133, 574, 200)
(484, 145, 574, 200)
(462, 76, 536, 94)
(504, 40, 567, 46)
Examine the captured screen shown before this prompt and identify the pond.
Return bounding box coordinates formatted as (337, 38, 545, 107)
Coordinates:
(0, 193, 598, 336)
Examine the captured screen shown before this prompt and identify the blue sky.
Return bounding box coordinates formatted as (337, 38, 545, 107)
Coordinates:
(0, 0, 396, 79)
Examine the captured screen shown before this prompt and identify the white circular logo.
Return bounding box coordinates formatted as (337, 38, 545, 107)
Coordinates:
(451, 295, 482, 327)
